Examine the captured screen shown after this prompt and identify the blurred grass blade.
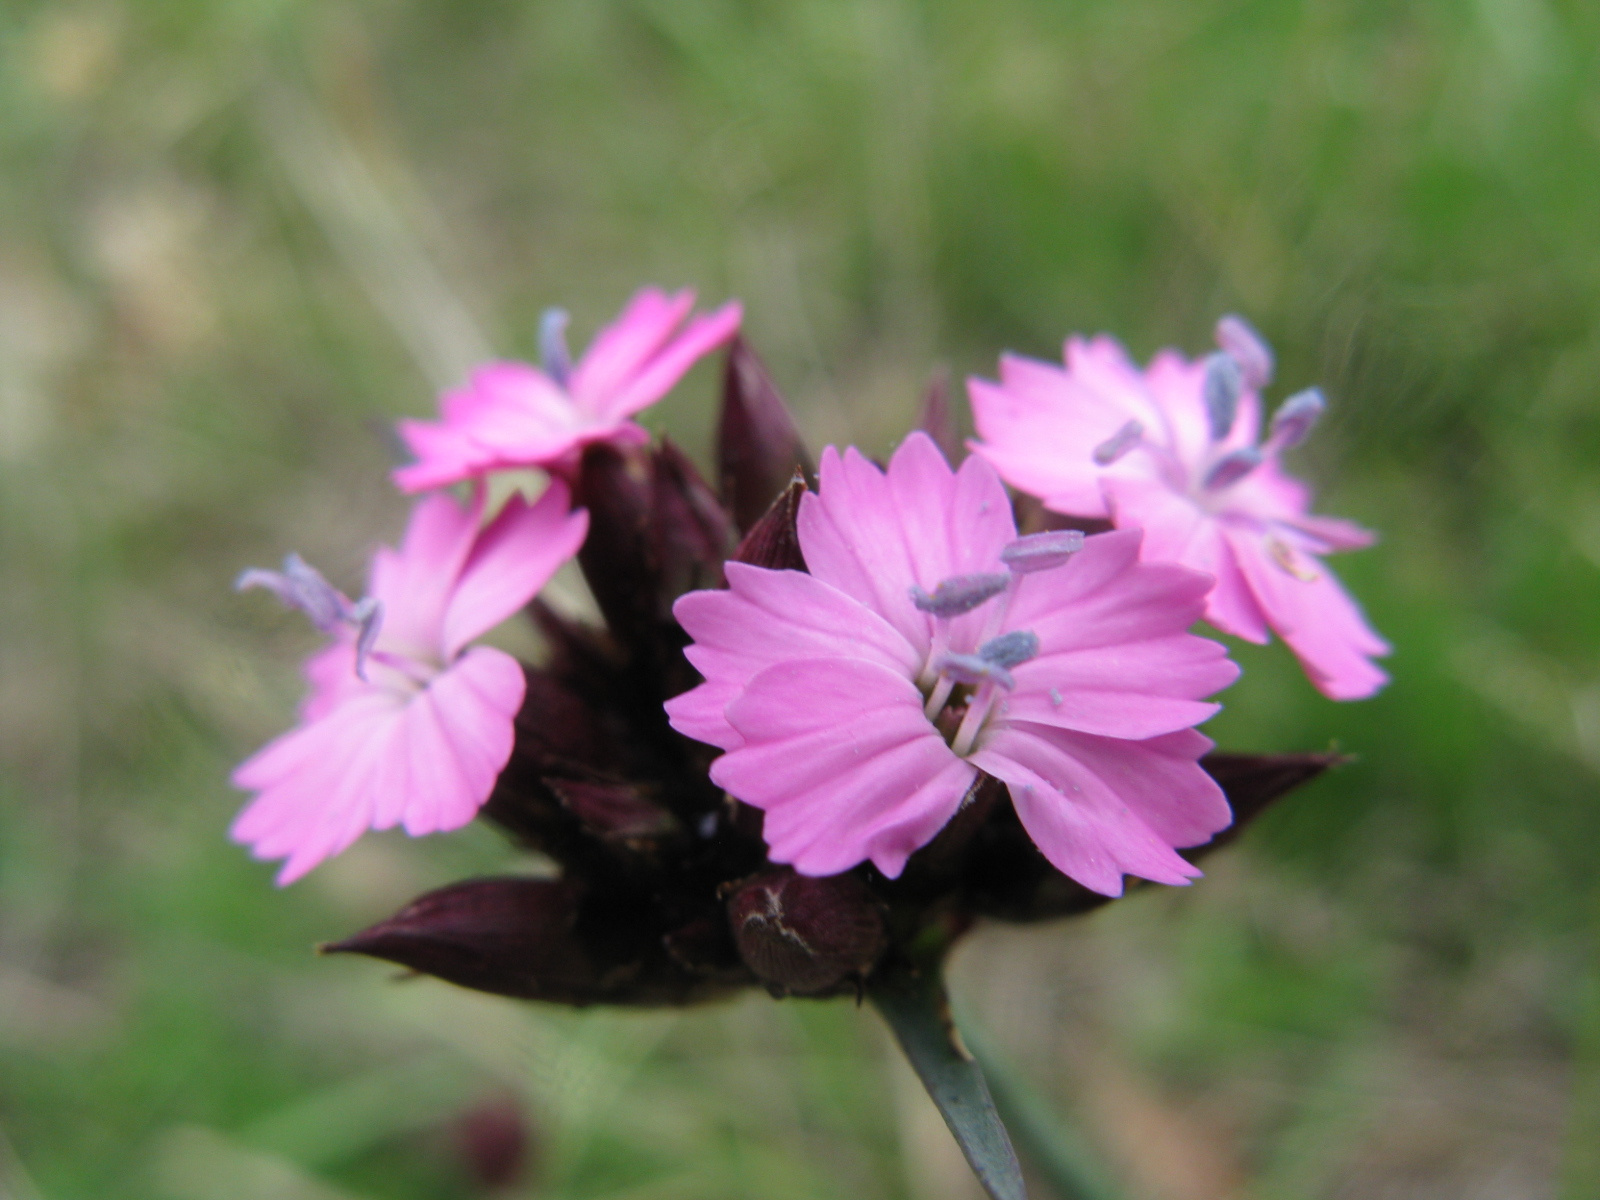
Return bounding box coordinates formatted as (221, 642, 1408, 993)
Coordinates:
(256, 86, 492, 392)
(870, 965, 1026, 1200)
(956, 1013, 1123, 1200)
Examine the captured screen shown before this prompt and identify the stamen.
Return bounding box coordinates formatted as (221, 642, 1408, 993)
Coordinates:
(1214, 314, 1274, 391)
(1202, 447, 1263, 491)
(1092, 419, 1143, 465)
(1267, 387, 1324, 451)
(935, 652, 1015, 691)
(1001, 530, 1084, 574)
(540, 307, 573, 388)
(910, 573, 1010, 618)
(350, 597, 384, 681)
(236, 553, 350, 634)
(978, 630, 1040, 670)
(1202, 352, 1244, 441)
(1266, 536, 1320, 581)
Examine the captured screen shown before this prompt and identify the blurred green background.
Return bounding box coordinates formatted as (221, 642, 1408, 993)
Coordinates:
(3, 1, 1599, 1197)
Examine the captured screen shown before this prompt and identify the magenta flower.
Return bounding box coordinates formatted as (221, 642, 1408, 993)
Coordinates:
(968, 316, 1389, 701)
(232, 486, 588, 883)
(394, 288, 742, 492)
(664, 433, 1238, 896)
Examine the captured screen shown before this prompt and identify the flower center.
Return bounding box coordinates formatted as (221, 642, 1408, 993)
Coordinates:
(911, 533, 1076, 756)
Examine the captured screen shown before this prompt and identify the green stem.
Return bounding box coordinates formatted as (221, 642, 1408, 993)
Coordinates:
(869, 963, 1027, 1200)
(955, 1011, 1124, 1200)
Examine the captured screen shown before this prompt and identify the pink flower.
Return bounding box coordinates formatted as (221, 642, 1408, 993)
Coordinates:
(968, 316, 1389, 700)
(232, 486, 589, 884)
(394, 288, 742, 491)
(664, 433, 1239, 896)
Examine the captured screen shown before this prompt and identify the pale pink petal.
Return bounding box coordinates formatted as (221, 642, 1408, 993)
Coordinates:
(442, 483, 589, 657)
(599, 301, 743, 421)
(1004, 634, 1235, 739)
(712, 658, 973, 878)
(1143, 351, 1212, 467)
(967, 364, 1128, 518)
(393, 417, 495, 493)
(1101, 476, 1206, 567)
(372, 491, 483, 653)
(570, 288, 694, 403)
(971, 724, 1218, 895)
(1226, 527, 1390, 700)
(666, 563, 919, 750)
(798, 445, 931, 650)
(1193, 520, 1271, 642)
(301, 639, 364, 721)
(1007, 529, 1214, 652)
(1284, 512, 1378, 553)
(397, 647, 525, 836)
(231, 689, 407, 883)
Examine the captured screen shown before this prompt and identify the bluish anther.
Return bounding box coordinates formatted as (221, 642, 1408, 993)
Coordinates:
(237, 553, 349, 634)
(1268, 387, 1325, 451)
(979, 630, 1040, 669)
(540, 308, 573, 388)
(1092, 419, 1143, 465)
(1001, 530, 1085, 574)
(935, 651, 1015, 691)
(1202, 447, 1264, 491)
(1202, 353, 1244, 441)
(350, 597, 384, 681)
(237, 554, 386, 680)
(1214, 314, 1274, 391)
(910, 573, 1010, 617)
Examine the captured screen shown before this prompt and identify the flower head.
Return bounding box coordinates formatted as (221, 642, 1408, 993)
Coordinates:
(665, 432, 1238, 896)
(968, 316, 1389, 700)
(232, 485, 588, 883)
(394, 288, 741, 492)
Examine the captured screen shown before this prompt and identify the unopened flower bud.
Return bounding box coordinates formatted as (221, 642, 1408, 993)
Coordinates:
(726, 868, 887, 996)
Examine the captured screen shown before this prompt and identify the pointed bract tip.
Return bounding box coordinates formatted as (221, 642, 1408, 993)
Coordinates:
(717, 336, 813, 532)
(731, 475, 808, 571)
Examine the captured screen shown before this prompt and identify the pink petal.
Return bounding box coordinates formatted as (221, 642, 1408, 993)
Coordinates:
(1101, 475, 1206, 567)
(798, 446, 931, 650)
(971, 724, 1222, 895)
(666, 562, 920, 750)
(442, 483, 589, 657)
(797, 434, 1015, 654)
(396, 647, 525, 836)
(371, 491, 483, 654)
(231, 689, 408, 883)
(393, 417, 495, 493)
(1226, 528, 1390, 700)
(570, 288, 695, 403)
(967, 362, 1128, 518)
(231, 650, 524, 883)
(599, 301, 743, 421)
(1006, 528, 1214, 652)
(711, 657, 974, 878)
(1004, 633, 1235, 739)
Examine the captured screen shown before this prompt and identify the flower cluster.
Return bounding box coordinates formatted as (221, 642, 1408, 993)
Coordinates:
(233, 296, 1375, 1005)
